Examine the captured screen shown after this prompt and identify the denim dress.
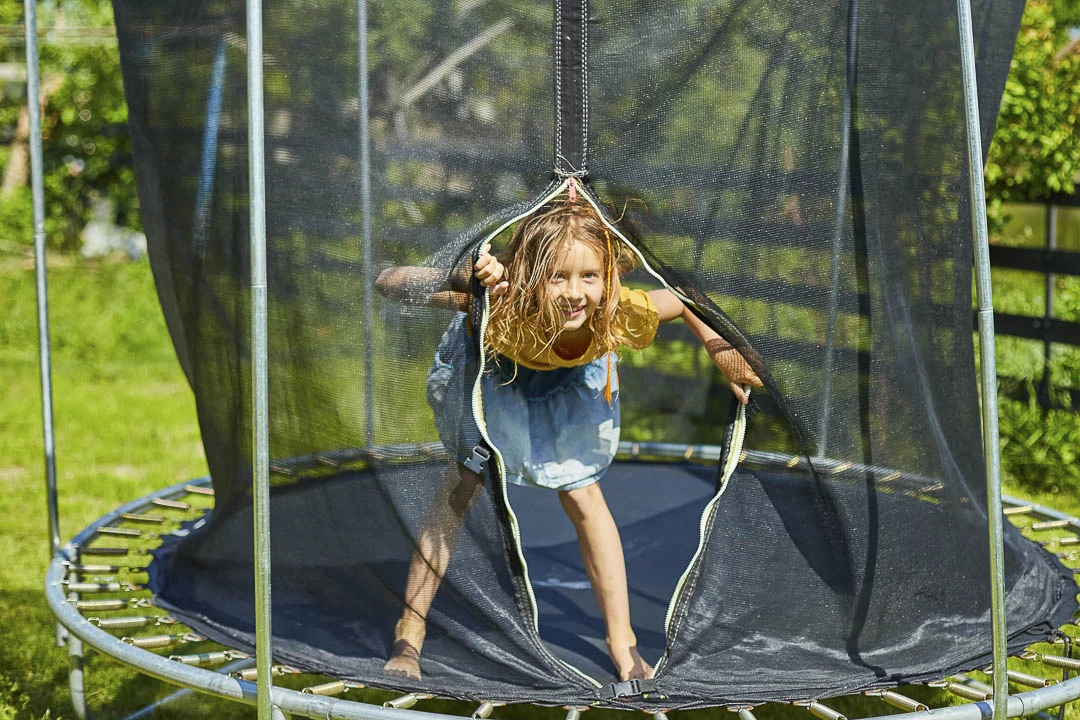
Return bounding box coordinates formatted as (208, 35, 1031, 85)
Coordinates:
(427, 312, 620, 491)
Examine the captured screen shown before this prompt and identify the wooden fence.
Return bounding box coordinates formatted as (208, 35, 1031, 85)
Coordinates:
(990, 193, 1080, 410)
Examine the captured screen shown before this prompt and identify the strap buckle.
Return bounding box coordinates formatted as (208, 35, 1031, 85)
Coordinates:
(463, 445, 490, 473)
(605, 678, 660, 700)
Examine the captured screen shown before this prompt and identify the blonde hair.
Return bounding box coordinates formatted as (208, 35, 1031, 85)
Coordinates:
(486, 195, 638, 360)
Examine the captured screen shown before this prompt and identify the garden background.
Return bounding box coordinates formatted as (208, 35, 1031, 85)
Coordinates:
(1, 0, 1079, 717)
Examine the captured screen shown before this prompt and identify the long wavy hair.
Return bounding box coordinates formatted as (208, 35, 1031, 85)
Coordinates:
(485, 195, 639, 360)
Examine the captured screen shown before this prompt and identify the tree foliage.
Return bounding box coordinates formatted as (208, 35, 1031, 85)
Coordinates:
(0, 0, 1076, 250)
(985, 0, 1080, 233)
(0, 0, 134, 251)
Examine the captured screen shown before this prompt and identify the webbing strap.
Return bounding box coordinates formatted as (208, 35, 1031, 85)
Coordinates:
(554, 0, 588, 176)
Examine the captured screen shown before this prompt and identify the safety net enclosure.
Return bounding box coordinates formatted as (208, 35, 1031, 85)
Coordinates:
(113, 0, 1077, 710)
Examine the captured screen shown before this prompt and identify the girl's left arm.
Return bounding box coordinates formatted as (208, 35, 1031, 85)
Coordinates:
(648, 289, 762, 404)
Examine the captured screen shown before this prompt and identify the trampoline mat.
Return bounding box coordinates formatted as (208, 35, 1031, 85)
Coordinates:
(150, 458, 1076, 704)
(511, 462, 715, 681)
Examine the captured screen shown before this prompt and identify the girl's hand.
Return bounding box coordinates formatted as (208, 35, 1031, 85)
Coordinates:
(705, 338, 763, 405)
(475, 246, 509, 298)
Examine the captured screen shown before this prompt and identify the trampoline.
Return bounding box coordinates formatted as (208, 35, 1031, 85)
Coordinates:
(42, 449, 1080, 719)
(22, 0, 1080, 717)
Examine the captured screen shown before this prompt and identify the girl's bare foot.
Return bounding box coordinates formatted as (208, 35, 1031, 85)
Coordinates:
(608, 641, 654, 681)
(384, 614, 426, 681)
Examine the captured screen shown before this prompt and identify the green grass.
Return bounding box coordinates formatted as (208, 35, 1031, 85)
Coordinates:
(1, 252, 1079, 718)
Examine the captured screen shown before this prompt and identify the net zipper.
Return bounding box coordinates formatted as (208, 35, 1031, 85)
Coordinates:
(651, 393, 749, 677)
(576, 185, 754, 679)
(469, 180, 603, 690)
(471, 178, 750, 688)
(472, 286, 603, 690)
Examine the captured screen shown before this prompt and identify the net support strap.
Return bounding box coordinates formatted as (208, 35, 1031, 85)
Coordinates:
(554, 0, 588, 176)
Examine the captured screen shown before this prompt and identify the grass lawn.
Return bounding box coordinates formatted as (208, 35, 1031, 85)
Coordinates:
(1, 253, 1078, 719)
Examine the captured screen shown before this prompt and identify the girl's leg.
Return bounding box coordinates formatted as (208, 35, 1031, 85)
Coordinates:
(558, 483, 653, 681)
(385, 464, 484, 679)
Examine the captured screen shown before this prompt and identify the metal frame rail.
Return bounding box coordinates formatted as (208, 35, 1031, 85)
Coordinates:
(43, 475, 1080, 720)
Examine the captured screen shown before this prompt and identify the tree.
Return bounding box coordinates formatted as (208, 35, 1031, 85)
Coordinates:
(0, 0, 135, 251)
(985, 0, 1080, 232)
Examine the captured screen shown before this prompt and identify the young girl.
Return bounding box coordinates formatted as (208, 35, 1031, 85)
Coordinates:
(376, 181, 761, 683)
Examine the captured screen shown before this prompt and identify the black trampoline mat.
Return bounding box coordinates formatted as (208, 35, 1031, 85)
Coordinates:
(511, 462, 716, 680)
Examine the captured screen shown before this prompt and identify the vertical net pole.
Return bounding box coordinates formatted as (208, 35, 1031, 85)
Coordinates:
(245, 0, 273, 716)
(24, 0, 60, 562)
(25, 7, 89, 717)
(359, 0, 374, 447)
(818, 0, 858, 459)
(956, 0, 1008, 716)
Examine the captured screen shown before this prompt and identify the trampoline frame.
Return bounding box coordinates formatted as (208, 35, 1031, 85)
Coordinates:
(18, 0, 1057, 717)
(42, 470, 1080, 720)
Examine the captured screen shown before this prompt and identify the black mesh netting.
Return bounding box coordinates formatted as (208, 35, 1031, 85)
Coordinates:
(115, 0, 1078, 709)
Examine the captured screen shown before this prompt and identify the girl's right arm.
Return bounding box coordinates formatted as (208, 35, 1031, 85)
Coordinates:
(374, 248, 506, 310)
(374, 266, 471, 310)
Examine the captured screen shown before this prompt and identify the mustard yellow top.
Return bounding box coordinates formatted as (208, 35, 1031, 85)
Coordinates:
(485, 287, 660, 371)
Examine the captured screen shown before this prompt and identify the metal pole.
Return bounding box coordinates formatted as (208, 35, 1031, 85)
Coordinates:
(955, 0, 1008, 717)
(818, 0, 858, 459)
(26, 7, 90, 714)
(359, 0, 374, 447)
(245, 0, 273, 716)
(65, 550, 90, 719)
(25, 0, 61, 561)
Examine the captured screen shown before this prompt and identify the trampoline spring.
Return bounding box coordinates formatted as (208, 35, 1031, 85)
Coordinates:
(880, 471, 901, 483)
(1030, 519, 1074, 531)
(563, 706, 588, 720)
(1051, 536, 1080, 547)
(316, 455, 341, 469)
(794, 701, 845, 720)
(831, 462, 852, 474)
(151, 497, 191, 511)
(944, 683, 992, 701)
(1037, 653, 1080, 672)
(302, 680, 345, 696)
(73, 598, 129, 611)
(67, 564, 122, 574)
(233, 665, 301, 681)
(682, 447, 694, 460)
(383, 693, 433, 709)
(1005, 669, 1055, 687)
(472, 701, 505, 719)
(730, 708, 758, 720)
(169, 650, 249, 667)
(96, 527, 144, 538)
(184, 484, 214, 496)
(864, 690, 928, 712)
(123, 634, 182, 649)
(120, 512, 167, 524)
(78, 546, 132, 557)
(89, 615, 169, 630)
(122, 632, 204, 649)
(270, 463, 295, 476)
(1003, 505, 1034, 516)
(64, 581, 142, 594)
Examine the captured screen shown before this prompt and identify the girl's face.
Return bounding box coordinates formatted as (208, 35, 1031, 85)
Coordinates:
(545, 239, 606, 333)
